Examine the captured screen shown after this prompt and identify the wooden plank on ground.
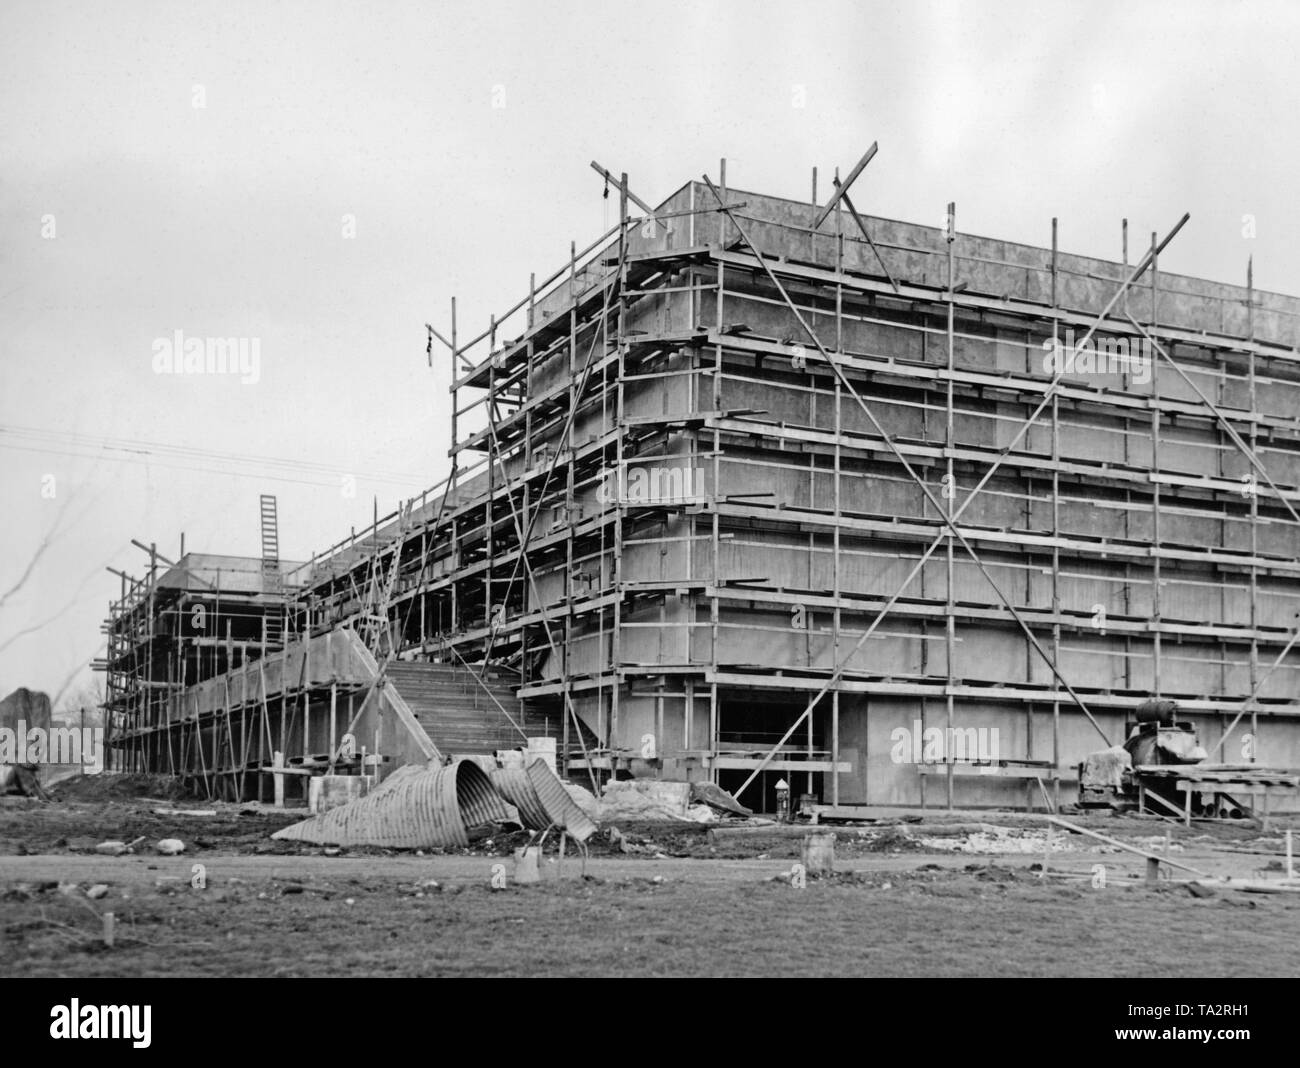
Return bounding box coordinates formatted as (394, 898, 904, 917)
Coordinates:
(1046, 815, 1209, 877)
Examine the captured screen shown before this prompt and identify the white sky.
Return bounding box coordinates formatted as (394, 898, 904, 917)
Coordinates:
(2, 0, 1298, 703)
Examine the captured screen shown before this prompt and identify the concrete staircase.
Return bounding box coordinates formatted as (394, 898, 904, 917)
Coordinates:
(383, 661, 540, 757)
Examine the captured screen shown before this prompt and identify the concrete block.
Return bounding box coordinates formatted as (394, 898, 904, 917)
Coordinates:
(526, 736, 557, 773)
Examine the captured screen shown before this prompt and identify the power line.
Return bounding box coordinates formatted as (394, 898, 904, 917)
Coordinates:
(0, 422, 426, 481)
(0, 423, 434, 490)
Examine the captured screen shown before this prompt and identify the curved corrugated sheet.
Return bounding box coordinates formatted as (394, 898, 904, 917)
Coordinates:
(458, 760, 515, 829)
(271, 760, 515, 849)
(490, 767, 550, 829)
(491, 759, 597, 842)
(526, 760, 597, 842)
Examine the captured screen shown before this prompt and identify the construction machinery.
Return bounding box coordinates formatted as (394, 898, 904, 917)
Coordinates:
(1078, 699, 1208, 812)
(1078, 698, 1300, 824)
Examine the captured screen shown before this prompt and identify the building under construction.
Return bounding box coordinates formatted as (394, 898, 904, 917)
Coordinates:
(99, 150, 1300, 813)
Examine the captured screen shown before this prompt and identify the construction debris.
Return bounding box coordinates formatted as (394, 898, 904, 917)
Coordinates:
(690, 781, 752, 817)
(490, 761, 597, 842)
(271, 756, 605, 849)
(561, 782, 600, 821)
(594, 780, 718, 823)
(270, 759, 516, 849)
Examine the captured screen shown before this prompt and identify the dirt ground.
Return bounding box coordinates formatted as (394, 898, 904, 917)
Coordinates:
(2, 775, 1298, 977)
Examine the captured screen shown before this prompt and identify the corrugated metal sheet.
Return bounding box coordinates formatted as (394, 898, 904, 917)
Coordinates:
(491, 759, 597, 842)
(271, 760, 515, 849)
(526, 760, 597, 841)
(490, 767, 548, 829)
(459, 760, 515, 829)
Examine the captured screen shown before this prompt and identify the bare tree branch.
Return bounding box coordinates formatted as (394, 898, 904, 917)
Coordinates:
(0, 550, 119, 654)
(0, 499, 72, 610)
(0, 474, 105, 612)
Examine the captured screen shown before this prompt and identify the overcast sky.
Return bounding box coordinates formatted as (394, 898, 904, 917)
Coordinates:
(2, 0, 1298, 703)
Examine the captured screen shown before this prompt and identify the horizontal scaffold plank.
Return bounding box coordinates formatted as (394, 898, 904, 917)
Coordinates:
(707, 329, 1300, 438)
(515, 667, 1299, 715)
(710, 248, 1300, 370)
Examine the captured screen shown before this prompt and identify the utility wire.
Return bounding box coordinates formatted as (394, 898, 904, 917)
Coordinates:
(0, 425, 431, 490)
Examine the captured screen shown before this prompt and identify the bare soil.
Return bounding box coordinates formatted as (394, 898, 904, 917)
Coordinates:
(2, 776, 1297, 977)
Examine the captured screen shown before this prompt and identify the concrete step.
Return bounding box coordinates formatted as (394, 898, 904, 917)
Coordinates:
(386, 659, 538, 756)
